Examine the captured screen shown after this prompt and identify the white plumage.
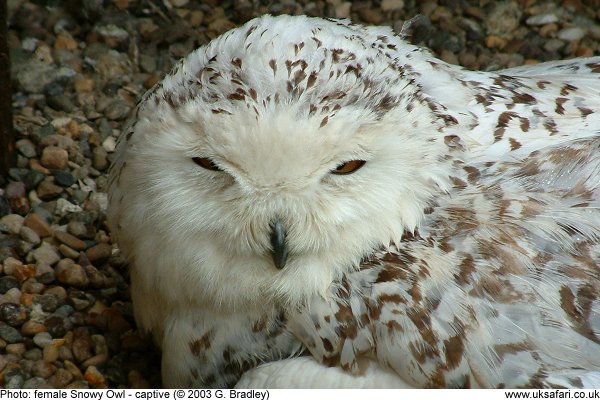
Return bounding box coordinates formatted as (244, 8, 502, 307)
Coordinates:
(108, 15, 600, 388)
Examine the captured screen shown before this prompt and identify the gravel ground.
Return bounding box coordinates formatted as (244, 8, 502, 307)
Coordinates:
(1, 0, 600, 389)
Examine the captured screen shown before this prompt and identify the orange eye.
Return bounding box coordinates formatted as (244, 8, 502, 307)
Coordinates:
(331, 160, 366, 175)
(192, 157, 222, 171)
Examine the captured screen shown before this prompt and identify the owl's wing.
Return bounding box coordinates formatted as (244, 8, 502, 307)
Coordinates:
(282, 137, 600, 389)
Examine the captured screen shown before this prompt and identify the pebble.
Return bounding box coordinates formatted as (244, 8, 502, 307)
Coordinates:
(16, 139, 37, 158)
(23, 212, 52, 237)
(40, 146, 69, 170)
(32, 242, 61, 266)
(0, 276, 20, 294)
(1, 214, 25, 235)
(526, 13, 559, 26)
(92, 147, 109, 171)
(52, 171, 76, 188)
(49, 368, 74, 388)
(55, 259, 89, 288)
(85, 243, 112, 263)
(55, 230, 87, 251)
(380, 0, 404, 12)
(84, 365, 107, 387)
(21, 320, 47, 336)
(0, 323, 24, 343)
(33, 332, 54, 348)
(1, 303, 29, 326)
(58, 244, 80, 259)
(5, 181, 29, 214)
(20, 226, 41, 245)
(557, 27, 586, 41)
(37, 180, 64, 199)
(32, 360, 57, 378)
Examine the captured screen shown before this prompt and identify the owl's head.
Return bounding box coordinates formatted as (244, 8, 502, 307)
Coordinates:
(108, 15, 453, 314)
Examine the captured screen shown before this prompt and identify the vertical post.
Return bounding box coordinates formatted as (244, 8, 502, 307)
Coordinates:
(0, 0, 15, 177)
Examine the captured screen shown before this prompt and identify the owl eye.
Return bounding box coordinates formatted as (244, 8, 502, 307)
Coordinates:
(192, 157, 222, 171)
(331, 160, 366, 175)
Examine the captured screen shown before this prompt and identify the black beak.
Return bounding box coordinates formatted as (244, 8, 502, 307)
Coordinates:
(269, 217, 288, 269)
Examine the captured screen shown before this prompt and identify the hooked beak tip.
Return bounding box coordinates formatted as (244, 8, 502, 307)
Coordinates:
(269, 217, 288, 269)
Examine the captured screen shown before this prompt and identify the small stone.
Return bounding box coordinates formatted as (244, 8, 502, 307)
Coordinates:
(32, 360, 57, 378)
(0, 303, 28, 326)
(6, 343, 26, 355)
(37, 180, 64, 199)
(43, 341, 60, 362)
(84, 365, 107, 387)
(0, 323, 23, 343)
(55, 230, 87, 251)
(21, 170, 46, 191)
(557, 27, 585, 42)
(35, 263, 56, 285)
(544, 38, 564, 53)
(74, 77, 95, 93)
(92, 147, 109, 171)
(85, 243, 112, 263)
(4, 182, 29, 215)
(55, 199, 83, 217)
(41, 146, 69, 170)
(44, 315, 70, 338)
(55, 259, 89, 288)
(486, 2, 522, 36)
(485, 35, 507, 49)
(82, 353, 109, 368)
(4, 370, 26, 388)
(2, 288, 22, 304)
(21, 320, 47, 336)
(23, 377, 53, 389)
(54, 32, 78, 50)
(102, 136, 117, 153)
(33, 332, 54, 348)
(21, 278, 44, 294)
(95, 24, 129, 47)
(34, 294, 60, 312)
(13, 263, 36, 282)
(49, 368, 74, 388)
(1, 214, 25, 235)
(84, 265, 106, 288)
(32, 242, 61, 266)
(380, 0, 404, 11)
(64, 360, 83, 379)
(0, 276, 20, 294)
(47, 94, 76, 113)
(53, 170, 76, 187)
(104, 100, 131, 121)
(19, 226, 41, 245)
(58, 345, 74, 362)
(526, 13, 559, 26)
(16, 139, 37, 158)
(539, 23, 558, 38)
(59, 244, 80, 259)
(24, 213, 52, 237)
(73, 331, 93, 362)
(24, 348, 43, 361)
(3, 257, 22, 275)
(67, 220, 88, 238)
(44, 286, 68, 303)
(189, 10, 204, 27)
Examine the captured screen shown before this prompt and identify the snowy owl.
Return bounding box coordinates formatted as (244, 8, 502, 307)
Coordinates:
(108, 14, 600, 388)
